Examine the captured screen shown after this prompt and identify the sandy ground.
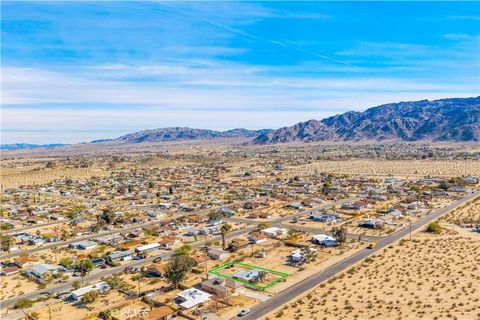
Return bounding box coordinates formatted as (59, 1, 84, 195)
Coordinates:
(440, 196, 480, 225)
(0, 165, 109, 189)
(263, 205, 480, 320)
(297, 160, 480, 177)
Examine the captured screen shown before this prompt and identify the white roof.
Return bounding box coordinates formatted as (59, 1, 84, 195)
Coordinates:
(312, 234, 335, 242)
(177, 288, 212, 309)
(30, 264, 56, 276)
(71, 281, 110, 298)
(290, 248, 317, 258)
(136, 243, 160, 252)
(260, 227, 287, 235)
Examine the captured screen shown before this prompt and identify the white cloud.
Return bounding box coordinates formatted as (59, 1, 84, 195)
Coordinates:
(2, 63, 478, 144)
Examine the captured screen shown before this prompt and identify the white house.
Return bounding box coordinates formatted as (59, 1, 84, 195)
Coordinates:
(289, 248, 317, 263)
(71, 281, 110, 300)
(260, 227, 288, 237)
(135, 243, 160, 253)
(69, 241, 97, 250)
(207, 247, 230, 260)
(176, 288, 212, 309)
(24, 264, 72, 283)
(311, 234, 337, 247)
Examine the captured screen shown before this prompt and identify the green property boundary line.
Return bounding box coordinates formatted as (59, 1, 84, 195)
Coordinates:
(208, 261, 289, 290)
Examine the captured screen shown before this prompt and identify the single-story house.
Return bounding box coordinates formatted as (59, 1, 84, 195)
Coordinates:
(286, 203, 303, 210)
(260, 227, 288, 237)
(109, 250, 133, 262)
(289, 248, 317, 263)
(136, 243, 160, 253)
(311, 234, 337, 247)
(359, 218, 384, 229)
(159, 237, 178, 249)
(69, 240, 97, 250)
(143, 306, 177, 320)
(233, 269, 262, 283)
(70, 281, 110, 300)
(91, 258, 106, 268)
(191, 253, 209, 266)
(228, 238, 250, 251)
(145, 263, 165, 278)
(309, 212, 342, 223)
(207, 247, 230, 260)
(24, 264, 73, 283)
(201, 277, 230, 298)
(175, 288, 211, 309)
(1, 265, 20, 276)
(248, 233, 268, 244)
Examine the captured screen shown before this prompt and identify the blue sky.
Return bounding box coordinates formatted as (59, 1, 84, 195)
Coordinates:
(2, 1, 479, 144)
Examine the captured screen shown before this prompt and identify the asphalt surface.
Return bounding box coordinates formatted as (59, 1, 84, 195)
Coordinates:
(237, 189, 480, 320)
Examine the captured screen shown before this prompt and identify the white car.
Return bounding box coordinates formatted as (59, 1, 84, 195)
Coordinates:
(238, 309, 250, 317)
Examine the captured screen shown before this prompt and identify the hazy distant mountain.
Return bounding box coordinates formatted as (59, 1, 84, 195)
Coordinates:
(254, 97, 480, 144)
(0, 143, 69, 151)
(116, 127, 272, 143)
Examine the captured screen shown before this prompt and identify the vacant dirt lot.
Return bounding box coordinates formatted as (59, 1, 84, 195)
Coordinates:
(266, 233, 480, 320)
(441, 196, 480, 226)
(298, 160, 480, 177)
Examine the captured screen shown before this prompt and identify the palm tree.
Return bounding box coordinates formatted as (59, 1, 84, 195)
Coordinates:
(220, 223, 233, 249)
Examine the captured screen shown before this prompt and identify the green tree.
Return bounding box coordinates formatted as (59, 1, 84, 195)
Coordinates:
(14, 298, 33, 309)
(100, 207, 115, 224)
(81, 291, 99, 304)
(175, 244, 192, 256)
(0, 235, 15, 253)
(208, 211, 223, 222)
(426, 222, 442, 234)
(79, 259, 94, 286)
(99, 309, 112, 320)
(103, 275, 129, 292)
(164, 255, 193, 289)
(14, 298, 33, 318)
(322, 180, 332, 195)
(220, 223, 233, 249)
(72, 280, 81, 290)
(332, 227, 347, 245)
(257, 222, 269, 230)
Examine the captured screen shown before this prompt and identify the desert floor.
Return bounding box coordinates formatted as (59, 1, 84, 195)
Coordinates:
(263, 201, 480, 320)
(298, 159, 480, 177)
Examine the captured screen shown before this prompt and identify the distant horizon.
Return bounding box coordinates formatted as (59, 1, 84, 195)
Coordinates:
(2, 1, 479, 144)
(2, 95, 479, 145)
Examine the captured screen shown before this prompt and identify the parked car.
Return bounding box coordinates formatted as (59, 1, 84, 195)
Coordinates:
(238, 309, 250, 317)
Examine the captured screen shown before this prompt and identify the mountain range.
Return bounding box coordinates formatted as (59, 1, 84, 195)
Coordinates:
(253, 97, 480, 144)
(116, 127, 272, 143)
(3, 97, 479, 151)
(0, 143, 69, 151)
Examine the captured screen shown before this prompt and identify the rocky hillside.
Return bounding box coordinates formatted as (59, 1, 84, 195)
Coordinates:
(254, 97, 480, 144)
(117, 127, 272, 143)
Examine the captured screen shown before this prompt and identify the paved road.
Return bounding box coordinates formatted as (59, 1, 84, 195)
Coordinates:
(1, 219, 165, 259)
(225, 198, 378, 241)
(0, 225, 255, 309)
(237, 189, 480, 320)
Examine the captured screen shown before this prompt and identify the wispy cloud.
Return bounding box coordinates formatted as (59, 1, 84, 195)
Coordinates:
(447, 15, 480, 21)
(444, 33, 480, 41)
(2, 1, 479, 144)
